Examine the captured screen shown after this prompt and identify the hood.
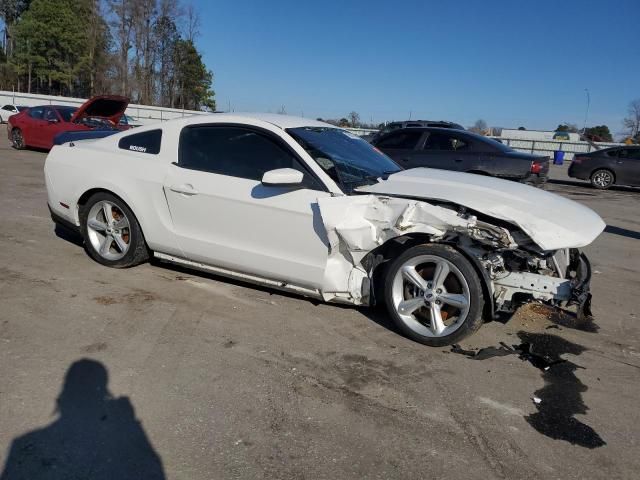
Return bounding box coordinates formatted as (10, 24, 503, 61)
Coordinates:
(70, 95, 129, 124)
(357, 168, 605, 250)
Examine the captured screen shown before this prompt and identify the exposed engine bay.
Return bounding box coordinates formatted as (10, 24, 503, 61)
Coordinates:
(317, 194, 592, 319)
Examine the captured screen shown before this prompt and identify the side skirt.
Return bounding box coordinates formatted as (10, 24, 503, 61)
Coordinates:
(153, 252, 326, 301)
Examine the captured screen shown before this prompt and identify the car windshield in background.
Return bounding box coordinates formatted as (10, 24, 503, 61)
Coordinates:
(55, 106, 77, 122)
(287, 127, 401, 193)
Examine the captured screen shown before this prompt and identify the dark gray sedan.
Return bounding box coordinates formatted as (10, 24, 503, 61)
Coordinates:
(569, 146, 640, 189)
(372, 127, 549, 185)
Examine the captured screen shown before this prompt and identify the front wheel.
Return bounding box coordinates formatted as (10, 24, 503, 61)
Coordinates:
(590, 169, 614, 189)
(80, 192, 149, 268)
(383, 244, 484, 346)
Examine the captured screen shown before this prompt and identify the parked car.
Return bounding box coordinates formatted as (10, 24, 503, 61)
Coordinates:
(373, 127, 549, 185)
(53, 114, 141, 146)
(7, 95, 129, 150)
(44, 114, 603, 346)
(369, 119, 464, 143)
(0, 104, 27, 123)
(569, 146, 640, 189)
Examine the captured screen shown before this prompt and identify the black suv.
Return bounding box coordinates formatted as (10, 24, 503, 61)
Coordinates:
(368, 120, 464, 143)
(372, 127, 549, 185)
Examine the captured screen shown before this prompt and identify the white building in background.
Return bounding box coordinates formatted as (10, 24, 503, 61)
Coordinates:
(498, 128, 581, 142)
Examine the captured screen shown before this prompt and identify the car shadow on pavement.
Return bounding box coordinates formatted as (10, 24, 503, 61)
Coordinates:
(547, 178, 639, 193)
(54, 224, 84, 247)
(0, 359, 166, 480)
(604, 225, 640, 240)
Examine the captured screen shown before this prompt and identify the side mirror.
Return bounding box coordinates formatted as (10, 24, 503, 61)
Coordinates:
(261, 168, 304, 186)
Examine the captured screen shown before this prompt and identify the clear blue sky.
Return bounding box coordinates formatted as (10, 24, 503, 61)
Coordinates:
(195, 0, 639, 133)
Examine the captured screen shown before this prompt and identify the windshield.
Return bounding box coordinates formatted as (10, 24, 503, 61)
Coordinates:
(55, 106, 77, 122)
(287, 127, 401, 193)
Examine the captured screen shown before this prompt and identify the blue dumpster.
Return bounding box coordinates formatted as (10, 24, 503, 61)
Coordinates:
(553, 150, 565, 165)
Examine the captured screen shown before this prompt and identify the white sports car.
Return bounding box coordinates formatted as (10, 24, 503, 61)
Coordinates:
(45, 114, 605, 346)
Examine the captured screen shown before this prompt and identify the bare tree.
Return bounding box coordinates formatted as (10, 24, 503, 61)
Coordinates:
(348, 111, 360, 127)
(469, 119, 488, 134)
(108, 0, 134, 96)
(623, 99, 640, 138)
(185, 2, 200, 41)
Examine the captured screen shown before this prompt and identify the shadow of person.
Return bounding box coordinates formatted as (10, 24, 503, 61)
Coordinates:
(0, 359, 165, 479)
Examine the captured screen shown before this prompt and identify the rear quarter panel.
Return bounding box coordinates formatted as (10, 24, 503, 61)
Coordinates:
(44, 136, 181, 256)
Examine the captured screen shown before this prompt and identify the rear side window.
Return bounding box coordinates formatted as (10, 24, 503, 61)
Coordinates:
(118, 129, 162, 154)
(376, 130, 423, 149)
(423, 133, 468, 151)
(606, 149, 619, 157)
(28, 107, 44, 119)
(619, 149, 640, 159)
(178, 125, 321, 187)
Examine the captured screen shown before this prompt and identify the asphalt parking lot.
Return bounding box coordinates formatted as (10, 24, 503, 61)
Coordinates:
(1, 139, 639, 480)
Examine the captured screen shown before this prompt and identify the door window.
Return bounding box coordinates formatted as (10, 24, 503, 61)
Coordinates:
(28, 107, 44, 119)
(423, 133, 468, 151)
(619, 149, 640, 159)
(44, 108, 59, 122)
(178, 126, 322, 188)
(376, 130, 423, 149)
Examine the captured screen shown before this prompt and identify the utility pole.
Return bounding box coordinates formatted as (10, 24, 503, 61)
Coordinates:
(582, 88, 590, 134)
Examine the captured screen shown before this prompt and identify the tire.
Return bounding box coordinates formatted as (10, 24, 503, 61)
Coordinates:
(79, 192, 149, 268)
(383, 244, 484, 346)
(590, 169, 614, 189)
(11, 128, 25, 150)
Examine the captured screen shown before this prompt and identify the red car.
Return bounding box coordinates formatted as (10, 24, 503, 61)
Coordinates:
(7, 95, 129, 150)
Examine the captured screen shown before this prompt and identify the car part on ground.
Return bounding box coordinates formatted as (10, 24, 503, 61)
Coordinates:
(569, 146, 640, 189)
(44, 113, 605, 346)
(373, 126, 549, 185)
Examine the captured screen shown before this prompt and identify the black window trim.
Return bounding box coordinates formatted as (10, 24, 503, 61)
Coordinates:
(176, 123, 329, 192)
(118, 128, 163, 155)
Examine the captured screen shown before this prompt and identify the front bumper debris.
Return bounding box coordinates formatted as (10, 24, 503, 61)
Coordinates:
(568, 250, 593, 320)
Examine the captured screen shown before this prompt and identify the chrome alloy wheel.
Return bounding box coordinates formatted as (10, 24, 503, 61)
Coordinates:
(592, 170, 613, 188)
(391, 255, 471, 338)
(86, 201, 131, 261)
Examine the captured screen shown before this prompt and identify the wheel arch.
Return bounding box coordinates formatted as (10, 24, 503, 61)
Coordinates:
(76, 187, 149, 246)
(367, 233, 495, 320)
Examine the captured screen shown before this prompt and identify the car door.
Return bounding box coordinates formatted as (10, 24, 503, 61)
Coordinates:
(374, 129, 425, 167)
(23, 106, 47, 147)
(41, 108, 68, 148)
(615, 149, 640, 185)
(163, 124, 332, 289)
(410, 131, 473, 171)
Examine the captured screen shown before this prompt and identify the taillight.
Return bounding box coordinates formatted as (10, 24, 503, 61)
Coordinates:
(530, 161, 543, 174)
(573, 156, 583, 164)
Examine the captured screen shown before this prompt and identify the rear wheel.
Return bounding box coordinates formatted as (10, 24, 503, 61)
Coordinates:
(11, 128, 25, 150)
(590, 169, 614, 189)
(79, 192, 149, 268)
(383, 244, 484, 346)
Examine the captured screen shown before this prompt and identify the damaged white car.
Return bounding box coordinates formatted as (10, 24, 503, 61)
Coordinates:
(45, 114, 605, 346)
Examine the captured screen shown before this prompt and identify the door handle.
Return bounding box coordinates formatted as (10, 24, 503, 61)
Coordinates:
(401, 157, 410, 162)
(169, 184, 199, 196)
(454, 158, 463, 163)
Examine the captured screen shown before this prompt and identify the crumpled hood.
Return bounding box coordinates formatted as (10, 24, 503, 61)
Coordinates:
(357, 168, 605, 250)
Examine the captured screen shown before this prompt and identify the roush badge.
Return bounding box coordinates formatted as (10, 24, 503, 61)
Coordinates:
(129, 145, 147, 153)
